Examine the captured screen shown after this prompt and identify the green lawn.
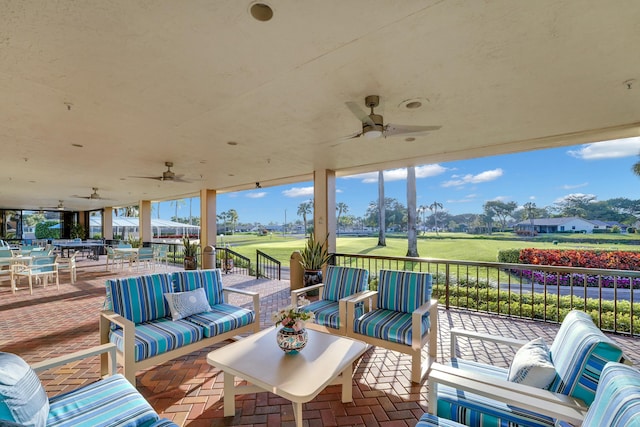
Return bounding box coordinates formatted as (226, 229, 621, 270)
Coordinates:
(216, 232, 639, 266)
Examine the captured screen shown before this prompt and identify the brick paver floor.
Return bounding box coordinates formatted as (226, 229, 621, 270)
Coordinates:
(1, 258, 638, 426)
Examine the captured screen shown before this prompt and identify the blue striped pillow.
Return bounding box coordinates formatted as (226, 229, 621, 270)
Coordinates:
(322, 266, 369, 302)
(583, 362, 640, 427)
(548, 310, 624, 405)
(0, 352, 49, 427)
(106, 273, 173, 323)
(377, 270, 432, 313)
(172, 269, 224, 306)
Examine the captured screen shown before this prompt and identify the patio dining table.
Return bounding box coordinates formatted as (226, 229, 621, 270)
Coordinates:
(54, 241, 104, 260)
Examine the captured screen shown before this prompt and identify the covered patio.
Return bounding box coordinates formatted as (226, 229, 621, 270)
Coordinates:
(1, 261, 638, 426)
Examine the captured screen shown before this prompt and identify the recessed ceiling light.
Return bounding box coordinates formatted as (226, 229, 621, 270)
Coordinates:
(227, 141, 238, 146)
(399, 98, 429, 110)
(71, 143, 83, 148)
(249, 2, 273, 21)
(405, 137, 416, 142)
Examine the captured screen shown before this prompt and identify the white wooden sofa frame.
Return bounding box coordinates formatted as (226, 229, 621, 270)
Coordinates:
(100, 287, 260, 384)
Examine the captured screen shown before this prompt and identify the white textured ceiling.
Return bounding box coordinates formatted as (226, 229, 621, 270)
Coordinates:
(1, 1, 639, 211)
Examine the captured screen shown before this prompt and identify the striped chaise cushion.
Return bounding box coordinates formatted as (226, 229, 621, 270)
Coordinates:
(183, 303, 255, 338)
(353, 309, 430, 346)
(581, 362, 640, 427)
(377, 270, 432, 313)
(47, 374, 174, 426)
(105, 273, 173, 324)
(173, 269, 224, 306)
(548, 310, 624, 405)
(436, 359, 555, 427)
(109, 318, 203, 362)
(322, 266, 369, 302)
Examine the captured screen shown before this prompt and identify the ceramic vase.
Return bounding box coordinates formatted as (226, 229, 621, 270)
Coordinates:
(276, 327, 308, 354)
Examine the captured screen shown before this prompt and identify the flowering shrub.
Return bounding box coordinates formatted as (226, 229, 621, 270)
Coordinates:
(519, 248, 640, 270)
(271, 297, 315, 331)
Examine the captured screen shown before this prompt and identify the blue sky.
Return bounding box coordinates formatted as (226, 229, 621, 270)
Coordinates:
(157, 137, 640, 224)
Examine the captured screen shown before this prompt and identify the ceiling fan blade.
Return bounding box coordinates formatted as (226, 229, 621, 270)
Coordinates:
(345, 101, 375, 127)
(172, 175, 192, 183)
(383, 124, 442, 137)
(130, 175, 164, 181)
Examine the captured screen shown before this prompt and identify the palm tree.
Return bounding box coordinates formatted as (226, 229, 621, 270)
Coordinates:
(377, 171, 386, 247)
(428, 201, 443, 235)
(523, 201, 537, 237)
(633, 155, 640, 177)
(227, 209, 239, 234)
(336, 202, 349, 236)
(297, 201, 313, 236)
(418, 205, 428, 235)
(170, 199, 185, 221)
(406, 167, 419, 257)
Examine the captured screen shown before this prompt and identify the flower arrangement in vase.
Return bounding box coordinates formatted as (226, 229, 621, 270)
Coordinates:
(271, 297, 315, 354)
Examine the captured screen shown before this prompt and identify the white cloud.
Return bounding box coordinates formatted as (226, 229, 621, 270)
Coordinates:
(491, 195, 510, 202)
(567, 137, 640, 160)
(446, 194, 478, 204)
(441, 168, 503, 187)
(246, 192, 267, 199)
(282, 186, 314, 197)
(345, 164, 447, 184)
(553, 193, 597, 204)
(561, 182, 588, 190)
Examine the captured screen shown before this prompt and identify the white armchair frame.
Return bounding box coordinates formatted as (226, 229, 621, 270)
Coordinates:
(347, 289, 438, 383)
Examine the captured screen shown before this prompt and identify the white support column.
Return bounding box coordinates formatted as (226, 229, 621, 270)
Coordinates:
(139, 200, 152, 243)
(313, 169, 336, 252)
(103, 207, 113, 240)
(200, 189, 217, 248)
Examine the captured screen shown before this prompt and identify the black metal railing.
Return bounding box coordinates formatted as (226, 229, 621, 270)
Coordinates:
(256, 249, 281, 280)
(333, 252, 640, 337)
(215, 246, 251, 275)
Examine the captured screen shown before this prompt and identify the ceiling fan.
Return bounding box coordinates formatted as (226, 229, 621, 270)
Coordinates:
(131, 162, 191, 183)
(343, 95, 441, 140)
(73, 187, 109, 200)
(41, 200, 65, 211)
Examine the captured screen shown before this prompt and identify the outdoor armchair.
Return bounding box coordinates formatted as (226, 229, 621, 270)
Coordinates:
(291, 265, 369, 335)
(57, 250, 78, 284)
(429, 310, 626, 426)
(0, 343, 178, 427)
(346, 269, 437, 383)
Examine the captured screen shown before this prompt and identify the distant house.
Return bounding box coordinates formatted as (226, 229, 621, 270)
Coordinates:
(589, 220, 628, 233)
(514, 217, 596, 234)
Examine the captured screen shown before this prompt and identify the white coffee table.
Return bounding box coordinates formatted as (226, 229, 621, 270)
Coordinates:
(206, 327, 368, 427)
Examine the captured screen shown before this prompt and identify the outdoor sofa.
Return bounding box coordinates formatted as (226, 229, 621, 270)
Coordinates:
(100, 269, 260, 384)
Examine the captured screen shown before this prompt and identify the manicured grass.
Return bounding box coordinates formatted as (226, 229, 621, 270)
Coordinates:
(216, 232, 640, 266)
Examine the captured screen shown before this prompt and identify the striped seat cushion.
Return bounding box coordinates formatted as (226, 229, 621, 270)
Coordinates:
(416, 413, 466, 427)
(582, 362, 640, 427)
(353, 308, 430, 346)
(173, 269, 224, 306)
(547, 310, 624, 405)
(436, 359, 556, 427)
(301, 299, 366, 330)
(109, 318, 203, 362)
(105, 273, 173, 324)
(322, 266, 369, 302)
(183, 303, 255, 338)
(377, 270, 432, 313)
(47, 374, 161, 427)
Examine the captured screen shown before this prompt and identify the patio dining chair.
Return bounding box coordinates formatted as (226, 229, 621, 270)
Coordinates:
(11, 254, 59, 294)
(155, 245, 169, 269)
(346, 269, 438, 383)
(136, 247, 155, 271)
(291, 265, 369, 335)
(105, 246, 125, 271)
(57, 250, 78, 284)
